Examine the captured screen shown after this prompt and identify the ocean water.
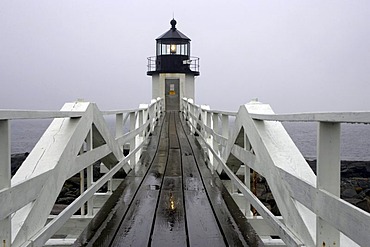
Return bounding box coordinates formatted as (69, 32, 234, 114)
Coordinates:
(10, 119, 370, 161)
(10, 117, 117, 154)
(283, 122, 370, 161)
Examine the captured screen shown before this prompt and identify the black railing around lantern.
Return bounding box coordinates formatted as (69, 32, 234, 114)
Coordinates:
(147, 56, 200, 76)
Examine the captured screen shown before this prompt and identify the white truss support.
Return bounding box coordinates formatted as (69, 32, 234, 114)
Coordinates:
(182, 97, 370, 246)
(11, 102, 93, 246)
(0, 120, 11, 247)
(0, 99, 163, 246)
(91, 105, 123, 163)
(240, 102, 316, 246)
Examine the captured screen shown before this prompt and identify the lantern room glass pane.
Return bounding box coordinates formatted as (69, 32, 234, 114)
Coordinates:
(166, 45, 171, 54)
(157, 43, 161, 55)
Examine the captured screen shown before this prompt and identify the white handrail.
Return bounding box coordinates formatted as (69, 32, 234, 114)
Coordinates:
(0, 98, 163, 247)
(182, 97, 370, 247)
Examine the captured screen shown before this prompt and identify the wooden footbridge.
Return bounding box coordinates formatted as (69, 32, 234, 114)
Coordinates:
(1, 98, 370, 247)
(74, 111, 260, 246)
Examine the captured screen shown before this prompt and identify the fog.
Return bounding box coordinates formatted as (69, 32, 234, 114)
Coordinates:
(1, 1, 369, 113)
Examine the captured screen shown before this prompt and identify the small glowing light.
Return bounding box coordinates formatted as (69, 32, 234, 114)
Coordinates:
(170, 44, 176, 53)
(169, 193, 176, 210)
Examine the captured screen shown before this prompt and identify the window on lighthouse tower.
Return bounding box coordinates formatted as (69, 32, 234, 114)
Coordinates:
(170, 44, 177, 54)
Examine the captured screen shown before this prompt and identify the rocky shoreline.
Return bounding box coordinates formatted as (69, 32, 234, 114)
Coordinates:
(252, 160, 370, 215)
(11, 153, 108, 215)
(10, 153, 370, 215)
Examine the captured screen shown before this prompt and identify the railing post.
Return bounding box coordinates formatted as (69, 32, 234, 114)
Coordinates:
(0, 120, 11, 247)
(86, 128, 94, 215)
(130, 112, 136, 168)
(116, 113, 124, 151)
(188, 99, 195, 134)
(79, 146, 85, 215)
(244, 134, 253, 217)
(201, 106, 214, 172)
(136, 110, 143, 163)
(142, 105, 149, 140)
(316, 122, 341, 246)
(212, 113, 219, 170)
(221, 114, 229, 157)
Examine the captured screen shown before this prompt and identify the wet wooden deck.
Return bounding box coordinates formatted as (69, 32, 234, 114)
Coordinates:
(74, 112, 262, 247)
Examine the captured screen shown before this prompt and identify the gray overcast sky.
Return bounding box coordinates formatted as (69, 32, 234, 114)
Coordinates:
(1, 1, 369, 113)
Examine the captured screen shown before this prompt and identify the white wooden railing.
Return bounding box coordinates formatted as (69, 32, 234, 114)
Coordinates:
(0, 98, 163, 247)
(182, 97, 370, 247)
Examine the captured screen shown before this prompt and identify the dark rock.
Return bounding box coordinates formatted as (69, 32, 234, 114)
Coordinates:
(57, 197, 75, 205)
(355, 198, 370, 212)
(271, 204, 280, 216)
(11, 153, 29, 176)
(366, 164, 370, 174)
(65, 191, 79, 198)
(344, 198, 362, 205)
(51, 204, 68, 215)
(358, 189, 370, 199)
(342, 188, 357, 198)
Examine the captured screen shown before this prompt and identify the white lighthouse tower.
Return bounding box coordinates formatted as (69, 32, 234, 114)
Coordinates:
(147, 19, 200, 111)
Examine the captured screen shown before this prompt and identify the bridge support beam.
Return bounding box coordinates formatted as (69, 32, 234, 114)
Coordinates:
(317, 122, 341, 247)
(0, 120, 11, 247)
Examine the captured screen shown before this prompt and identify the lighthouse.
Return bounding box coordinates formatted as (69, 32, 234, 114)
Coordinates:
(147, 19, 200, 111)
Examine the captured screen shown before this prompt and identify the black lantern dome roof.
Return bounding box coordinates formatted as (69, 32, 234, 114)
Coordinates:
(156, 19, 190, 41)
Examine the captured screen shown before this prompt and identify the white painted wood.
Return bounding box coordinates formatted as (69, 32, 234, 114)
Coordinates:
(181, 98, 370, 246)
(219, 150, 304, 247)
(46, 215, 93, 237)
(278, 165, 370, 247)
(317, 122, 341, 246)
(0, 172, 50, 221)
(182, 97, 370, 247)
(261, 238, 286, 246)
(2, 96, 370, 246)
(212, 112, 219, 171)
(244, 135, 253, 218)
(11, 102, 93, 246)
(0, 98, 163, 246)
(44, 238, 77, 246)
(115, 113, 124, 148)
(0, 120, 11, 247)
(0, 110, 83, 120)
(27, 147, 140, 246)
(250, 111, 370, 123)
(80, 170, 85, 216)
(247, 216, 283, 236)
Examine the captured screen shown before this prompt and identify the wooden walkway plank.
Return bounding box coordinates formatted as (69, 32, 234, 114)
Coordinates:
(175, 113, 227, 246)
(180, 115, 263, 247)
(73, 115, 166, 247)
(76, 112, 262, 246)
(110, 115, 170, 247)
(151, 112, 187, 246)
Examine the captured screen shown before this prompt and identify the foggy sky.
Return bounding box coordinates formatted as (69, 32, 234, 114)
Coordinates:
(1, 1, 370, 113)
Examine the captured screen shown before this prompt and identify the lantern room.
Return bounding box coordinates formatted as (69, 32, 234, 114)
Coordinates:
(147, 19, 199, 76)
(147, 19, 200, 111)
